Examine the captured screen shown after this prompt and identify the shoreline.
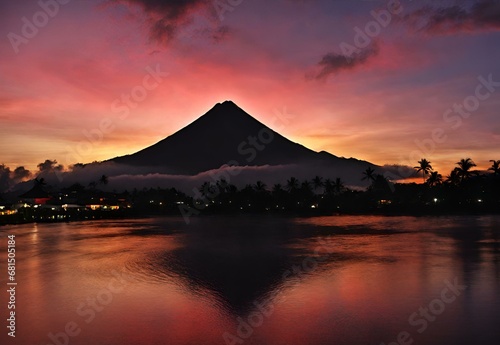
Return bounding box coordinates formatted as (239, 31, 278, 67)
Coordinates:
(2, 207, 499, 227)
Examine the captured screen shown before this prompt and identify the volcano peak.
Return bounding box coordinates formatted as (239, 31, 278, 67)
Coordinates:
(110, 101, 375, 180)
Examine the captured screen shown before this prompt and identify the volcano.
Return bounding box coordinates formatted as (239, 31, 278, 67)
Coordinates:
(111, 101, 377, 178)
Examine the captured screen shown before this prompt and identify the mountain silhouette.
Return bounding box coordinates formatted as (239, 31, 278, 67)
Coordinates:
(111, 101, 377, 177)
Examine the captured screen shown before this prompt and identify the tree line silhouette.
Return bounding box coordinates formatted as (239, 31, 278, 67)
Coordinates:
(1, 158, 499, 225)
(184, 157, 499, 214)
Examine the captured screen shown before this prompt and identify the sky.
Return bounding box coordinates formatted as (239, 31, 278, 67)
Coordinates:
(1, 0, 499, 178)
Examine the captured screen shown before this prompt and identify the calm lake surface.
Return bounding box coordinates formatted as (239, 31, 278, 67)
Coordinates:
(1, 215, 499, 345)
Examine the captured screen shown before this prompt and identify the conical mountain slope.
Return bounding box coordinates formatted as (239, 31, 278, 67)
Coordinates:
(111, 101, 374, 175)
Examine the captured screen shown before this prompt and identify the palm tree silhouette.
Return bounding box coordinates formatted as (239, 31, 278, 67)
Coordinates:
(322, 178, 332, 196)
(216, 179, 229, 193)
(371, 174, 393, 198)
(426, 171, 443, 187)
(361, 167, 376, 182)
(272, 184, 284, 194)
(199, 182, 214, 198)
(332, 178, 345, 196)
(488, 160, 500, 175)
(312, 176, 323, 192)
(226, 184, 238, 195)
(455, 158, 477, 182)
(299, 181, 314, 205)
(301, 180, 312, 192)
(446, 169, 461, 186)
(99, 175, 109, 185)
(254, 181, 267, 192)
(286, 177, 299, 192)
(414, 159, 433, 183)
(272, 184, 285, 209)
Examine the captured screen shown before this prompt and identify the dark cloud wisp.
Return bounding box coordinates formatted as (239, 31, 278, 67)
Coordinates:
(112, 0, 214, 44)
(405, 1, 500, 34)
(314, 43, 379, 79)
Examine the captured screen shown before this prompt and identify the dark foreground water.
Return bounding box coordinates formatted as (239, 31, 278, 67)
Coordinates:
(1, 215, 499, 345)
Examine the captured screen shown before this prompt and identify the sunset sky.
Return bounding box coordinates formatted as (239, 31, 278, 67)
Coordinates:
(1, 0, 499, 176)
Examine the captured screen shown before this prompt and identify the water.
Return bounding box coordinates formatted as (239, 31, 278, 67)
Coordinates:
(1, 215, 499, 345)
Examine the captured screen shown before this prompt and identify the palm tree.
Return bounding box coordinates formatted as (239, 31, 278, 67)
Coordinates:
(446, 169, 461, 186)
(301, 180, 312, 192)
(286, 177, 299, 192)
(361, 167, 376, 182)
(455, 158, 477, 182)
(414, 159, 433, 183)
(332, 178, 345, 196)
(226, 184, 238, 194)
(99, 174, 109, 185)
(299, 181, 314, 204)
(216, 179, 229, 192)
(199, 182, 214, 198)
(272, 184, 285, 209)
(426, 171, 443, 187)
(199, 181, 210, 192)
(371, 174, 393, 197)
(254, 181, 267, 192)
(272, 183, 284, 194)
(488, 160, 500, 175)
(323, 178, 333, 196)
(312, 176, 323, 192)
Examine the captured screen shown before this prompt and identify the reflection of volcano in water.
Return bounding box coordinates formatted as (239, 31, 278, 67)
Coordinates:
(152, 217, 302, 314)
(126, 216, 322, 314)
(131, 216, 405, 315)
